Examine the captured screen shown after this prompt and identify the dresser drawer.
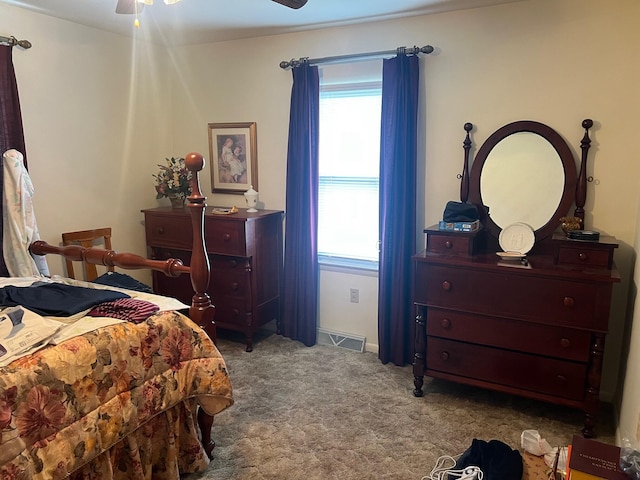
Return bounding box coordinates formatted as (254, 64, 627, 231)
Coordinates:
(426, 230, 477, 257)
(145, 213, 247, 256)
(552, 234, 617, 270)
(427, 232, 473, 257)
(426, 337, 587, 400)
(150, 248, 193, 305)
(204, 220, 247, 256)
(427, 308, 591, 362)
(415, 263, 603, 329)
(212, 296, 249, 328)
(210, 255, 250, 297)
(146, 215, 193, 250)
(555, 246, 613, 269)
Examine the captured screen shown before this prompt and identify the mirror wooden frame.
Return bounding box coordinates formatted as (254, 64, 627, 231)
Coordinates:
(468, 120, 579, 243)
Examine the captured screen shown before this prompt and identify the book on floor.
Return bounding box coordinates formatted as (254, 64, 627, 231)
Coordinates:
(568, 434, 628, 480)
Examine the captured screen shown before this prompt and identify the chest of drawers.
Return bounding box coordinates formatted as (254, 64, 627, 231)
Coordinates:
(142, 207, 283, 351)
(412, 242, 619, 437)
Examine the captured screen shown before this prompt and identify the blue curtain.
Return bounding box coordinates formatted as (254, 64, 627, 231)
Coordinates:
(377, 54, 420, 365)
(281, 63, 320, 346)
(0, 45, 27, 277)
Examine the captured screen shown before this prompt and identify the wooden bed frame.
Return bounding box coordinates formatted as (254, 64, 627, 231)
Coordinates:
(27, 151, 218, 457)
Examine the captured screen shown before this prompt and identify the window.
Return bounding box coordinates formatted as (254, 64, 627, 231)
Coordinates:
(318, 81, 382, 270)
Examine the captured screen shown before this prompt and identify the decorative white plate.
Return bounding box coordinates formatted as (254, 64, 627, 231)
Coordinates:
(496, 251, 526, 260)
(498, 222, 535, 255)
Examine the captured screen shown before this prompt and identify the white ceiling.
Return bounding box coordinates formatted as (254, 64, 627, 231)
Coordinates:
(2, 0, 521, 46)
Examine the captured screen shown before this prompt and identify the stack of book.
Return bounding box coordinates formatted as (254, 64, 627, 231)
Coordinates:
(437, 219, 480, 232)
(567, 435, 629, 480)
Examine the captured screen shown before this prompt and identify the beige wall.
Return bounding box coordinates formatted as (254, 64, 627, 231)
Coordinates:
(2, 0, 639, 445)
(0, 3, 174, 282)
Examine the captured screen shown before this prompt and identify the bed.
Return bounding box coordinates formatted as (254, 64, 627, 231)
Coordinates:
(0, 152, 233, 479)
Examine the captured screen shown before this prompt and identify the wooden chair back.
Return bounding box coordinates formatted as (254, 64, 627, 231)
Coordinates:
(61, 227, 114, 281)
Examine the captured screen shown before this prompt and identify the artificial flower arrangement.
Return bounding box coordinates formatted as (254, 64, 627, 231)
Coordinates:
(153, 157, 192, 200)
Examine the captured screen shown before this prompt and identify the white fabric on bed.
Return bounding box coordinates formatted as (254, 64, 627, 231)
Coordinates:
(2, 149, 49, 277)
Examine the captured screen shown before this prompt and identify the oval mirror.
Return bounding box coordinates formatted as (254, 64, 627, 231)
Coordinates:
(469, 121, 577, 243)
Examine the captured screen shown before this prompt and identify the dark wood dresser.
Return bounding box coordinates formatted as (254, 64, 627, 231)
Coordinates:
(413, 119, 622, 437)
(142, 206, 284, 351)
(413, 229, 620, 437)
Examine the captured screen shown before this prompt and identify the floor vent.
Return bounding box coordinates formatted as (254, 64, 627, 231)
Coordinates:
(317, 328, 365, 353)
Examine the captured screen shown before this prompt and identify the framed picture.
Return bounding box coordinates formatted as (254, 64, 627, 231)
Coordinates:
(208, 122, 258, 194)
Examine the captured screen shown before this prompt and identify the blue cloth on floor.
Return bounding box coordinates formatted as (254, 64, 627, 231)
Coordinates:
(0, 282, 130, 317)
(452, 439, 523, 480)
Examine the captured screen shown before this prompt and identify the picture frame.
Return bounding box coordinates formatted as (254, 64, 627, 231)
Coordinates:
(208, 122, 258, 194)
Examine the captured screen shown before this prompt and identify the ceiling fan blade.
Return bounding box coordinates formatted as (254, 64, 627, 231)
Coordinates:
(115, 0, 145, 14)
(271, 0, 308, 9)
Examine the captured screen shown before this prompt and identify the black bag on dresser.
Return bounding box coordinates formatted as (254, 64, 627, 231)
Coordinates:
(442, 201, 479, 223)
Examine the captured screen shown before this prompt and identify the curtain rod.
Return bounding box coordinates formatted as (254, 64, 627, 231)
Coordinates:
(0, 35, 32, 49)
(279, 44, 433, 69)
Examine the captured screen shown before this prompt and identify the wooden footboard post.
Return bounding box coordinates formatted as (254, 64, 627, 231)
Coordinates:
(198, 405, 216, 459)
(185, 152, 216, 342)
(186, 153, 218, 457)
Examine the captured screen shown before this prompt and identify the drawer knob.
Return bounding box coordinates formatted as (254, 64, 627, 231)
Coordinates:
(441, 318, 451, 329)
(223, 233, 231, 242)
(232, 309, 240, 317)
(441, 280, 452, 291)
(444, 240, 453, 249)
(555, 375, 567, 385)
(231, 282, 239, 291)
(578, 252, 588, 262)
(560, 337, 571, 349)
(563, 296, 575, 308)
(440, 351, 450, 361)
(230, 260, 237, 268)
(155, 227, 165, 235)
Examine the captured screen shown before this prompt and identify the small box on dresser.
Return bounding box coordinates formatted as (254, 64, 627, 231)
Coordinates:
(425, 224, 483, 257)
(552, 233, 618, 270)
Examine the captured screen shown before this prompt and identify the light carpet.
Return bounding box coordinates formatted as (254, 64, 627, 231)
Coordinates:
(187, 328, 616, 480)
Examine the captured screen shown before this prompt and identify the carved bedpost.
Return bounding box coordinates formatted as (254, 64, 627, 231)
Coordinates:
(185, 152, 216, 342)
(185, 152, 217, 458)
(459, 122, 473, 203)
(574, 119, 593, 227)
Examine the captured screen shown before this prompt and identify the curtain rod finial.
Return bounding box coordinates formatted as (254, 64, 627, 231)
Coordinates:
(0, 36, 32, 49)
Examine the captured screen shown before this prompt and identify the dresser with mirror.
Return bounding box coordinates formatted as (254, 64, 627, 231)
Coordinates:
(412, 119, 620, 437)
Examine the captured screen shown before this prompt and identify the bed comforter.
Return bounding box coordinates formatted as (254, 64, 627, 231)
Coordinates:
(0, 310, 233, 479)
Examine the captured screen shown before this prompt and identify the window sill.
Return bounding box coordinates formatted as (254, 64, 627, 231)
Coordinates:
(318, 255, 378, 277)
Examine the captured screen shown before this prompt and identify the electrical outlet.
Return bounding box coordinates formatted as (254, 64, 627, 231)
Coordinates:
(349, 288, 359, 303)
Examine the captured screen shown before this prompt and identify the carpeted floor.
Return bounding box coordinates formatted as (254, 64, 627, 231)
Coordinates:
(187, 326, 616, 480)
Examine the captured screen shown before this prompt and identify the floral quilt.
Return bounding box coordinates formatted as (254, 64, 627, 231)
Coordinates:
(0, 310, 234, 479)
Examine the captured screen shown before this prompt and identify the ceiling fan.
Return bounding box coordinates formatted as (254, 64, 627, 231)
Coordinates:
(115, 0, 308, 14)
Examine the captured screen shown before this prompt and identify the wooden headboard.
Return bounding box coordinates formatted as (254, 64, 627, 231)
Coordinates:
(28, 152, 215, 339)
